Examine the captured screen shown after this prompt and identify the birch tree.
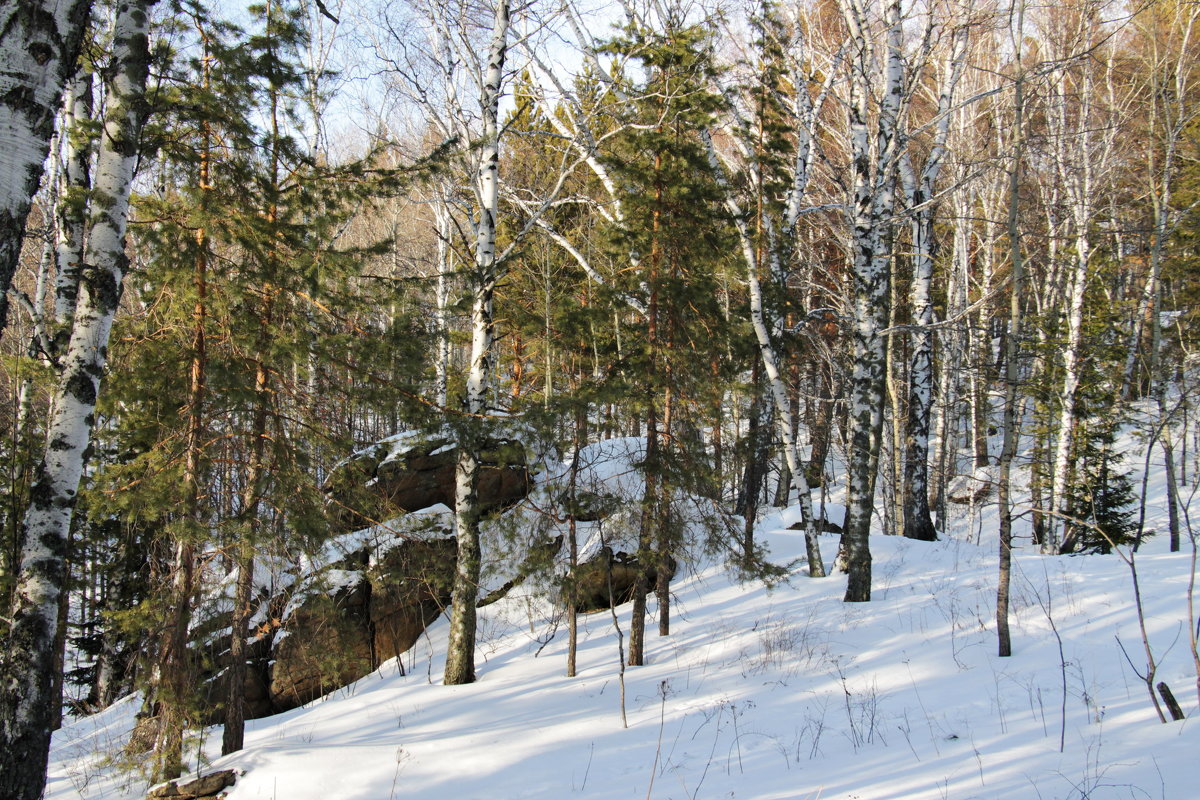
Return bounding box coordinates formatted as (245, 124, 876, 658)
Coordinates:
(899, 8, 970, 542)
(441, 0, 511, 686)
(996, 0, 1027, 658)
(0, 0, 94, 337)
(1044, 3, 1125, 554)
(703, 0, 840, 576)
(0, 2, 155, 796)
(837, 0, 906, 602)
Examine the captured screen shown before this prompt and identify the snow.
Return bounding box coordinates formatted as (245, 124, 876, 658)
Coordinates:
(44, 430, 1200, 800)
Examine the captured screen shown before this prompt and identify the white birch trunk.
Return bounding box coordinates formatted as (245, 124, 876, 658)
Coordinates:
(997, 21, 1026, 656)
(900, 21, 969, 542)
(838, 0, 904, 602)
(54, 69, 93, 331)
(433, 191, 453, 409)
(444, 0, 509, 686)
(0, 3, 151, 797)
(1049, 52, 1099, 554)
(702, 130, 825, 577)
(0, 0, 94, 337)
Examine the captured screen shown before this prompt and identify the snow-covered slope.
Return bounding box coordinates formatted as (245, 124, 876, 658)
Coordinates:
(45, 444, 1198, 800)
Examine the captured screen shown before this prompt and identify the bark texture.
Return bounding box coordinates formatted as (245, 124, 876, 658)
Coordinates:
(900, 23, 968, 543)
(838, 0, 904, 602)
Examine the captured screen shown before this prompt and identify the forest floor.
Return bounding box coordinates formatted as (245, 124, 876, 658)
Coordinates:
(45, 428, 1198, 800)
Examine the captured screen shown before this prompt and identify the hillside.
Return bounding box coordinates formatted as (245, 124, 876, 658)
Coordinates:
(43, 442, 1197, 800)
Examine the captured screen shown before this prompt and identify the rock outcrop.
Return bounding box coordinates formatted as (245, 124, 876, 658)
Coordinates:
(369, 537, 457, 664)
(563, 547, 676, 613)
(268, 577, 377, 711)
(264, 536, 458, 713)
(147, 770, 237, 800)
(323, 434, 533, 532)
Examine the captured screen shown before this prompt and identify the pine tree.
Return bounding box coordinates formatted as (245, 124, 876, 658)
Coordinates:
(1062, 419, 1138, 554)
(598, 7, 733, 662)
(81, 0, 423, 773)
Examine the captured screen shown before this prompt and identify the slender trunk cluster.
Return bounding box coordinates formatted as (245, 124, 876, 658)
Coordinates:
(900, 21, 969, 543)
(0, 0, 94, 338)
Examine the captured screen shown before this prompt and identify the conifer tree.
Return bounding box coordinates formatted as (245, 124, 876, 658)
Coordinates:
(598, 6, 732, 661)
(86, 0, 419, 771)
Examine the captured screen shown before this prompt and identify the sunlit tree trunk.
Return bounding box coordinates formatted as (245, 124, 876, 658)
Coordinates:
(997, 0, 1029, 657)
(838, 0, 904, 602)
(444, 0, 509, 686)
(900, 20, 969, 542)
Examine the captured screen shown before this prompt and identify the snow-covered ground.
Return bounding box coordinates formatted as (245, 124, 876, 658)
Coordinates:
(45, 435, 1199, 800)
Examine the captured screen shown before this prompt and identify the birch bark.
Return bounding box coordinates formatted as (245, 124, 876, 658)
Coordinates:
(997, 12, 1026, 657)
(839, 0, 904, 602)
(900, 20, 969, 543)
(1048, 26, 1105, 554)
(702, 130, 825, 577)
(0, 0, 94, 338)
(54, 69, 93, 336)
(444, 0, 509, 686)
(0, 3, 152, 796)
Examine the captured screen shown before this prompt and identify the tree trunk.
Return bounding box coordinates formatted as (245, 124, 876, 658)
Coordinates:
(838, 0, 903, 602)
(221, 554, 254, 755)
(997, 26, 1026, 657)
(443, 0, 509, 686)
(222, 347, 270, 755)
(903, 200, 939, 542)
(0, 4, 152, 795)
(433, 191, 453, 409)
(702, 129, 825, 576)
(899, 26, 966, 542)
(565, 404, 585, 677)
(54, 68, 92, 339)
(0, 0, 94, 339)
(738, 367, 768, 567)
(629, 161, 661, 667)
(154, 54, 213, 774)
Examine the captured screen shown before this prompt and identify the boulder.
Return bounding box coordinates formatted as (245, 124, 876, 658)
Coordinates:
(557, 490, 620, 523)
(369, 538, 457, 663)
(197, 605, 278, 724)
(324, 435, 533, 532)
(946, 466, 996, 505)
(788, 517, 844, 534)
(147, 770, 237, 799)
(266, 537, 462, 711)
(269, 577, 375, 712)
(563, 547, 676, 613)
